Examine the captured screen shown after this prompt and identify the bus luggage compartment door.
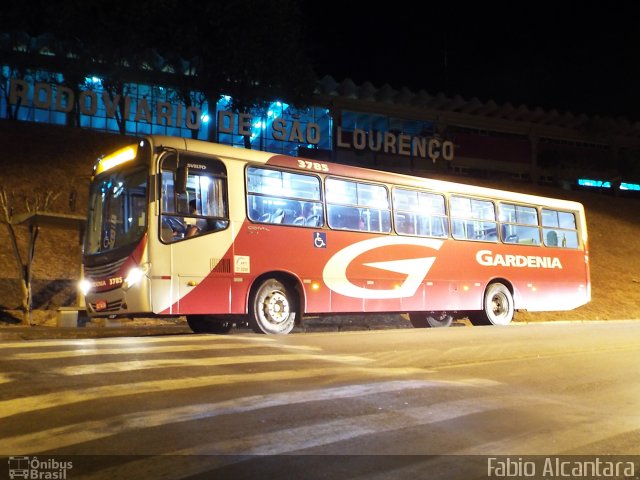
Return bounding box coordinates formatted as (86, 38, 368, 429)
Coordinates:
(177, 274, 232, 314)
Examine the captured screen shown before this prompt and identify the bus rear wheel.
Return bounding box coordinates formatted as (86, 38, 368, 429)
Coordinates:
(471, 282, 514, 326)
(409, 311, 453, 328)
(249, 279, 296, 334)
(186, 315, 234, 334)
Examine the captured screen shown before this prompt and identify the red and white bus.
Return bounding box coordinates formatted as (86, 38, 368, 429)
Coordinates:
(80, 135, 590, 334)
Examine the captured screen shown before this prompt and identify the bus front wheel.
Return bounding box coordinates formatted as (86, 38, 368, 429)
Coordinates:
(409, 311, 453, 328)
(471, 282, 514, 325)
(249, 279, 296, 334)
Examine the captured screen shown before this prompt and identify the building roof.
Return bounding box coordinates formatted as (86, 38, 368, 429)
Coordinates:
(315, 76, 640, 143)
(4, 30, 640, 145)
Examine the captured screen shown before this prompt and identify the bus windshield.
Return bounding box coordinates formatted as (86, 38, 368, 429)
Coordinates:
(84, 167, 148, 255)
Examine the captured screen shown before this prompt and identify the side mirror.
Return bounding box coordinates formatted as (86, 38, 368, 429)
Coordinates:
(175, 166, 188, 194)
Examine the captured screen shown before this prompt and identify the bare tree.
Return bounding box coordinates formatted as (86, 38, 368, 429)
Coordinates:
(0, 188, 60, 325)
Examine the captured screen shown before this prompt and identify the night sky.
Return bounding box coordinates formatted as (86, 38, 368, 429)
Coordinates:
(301, 2, 640, 121)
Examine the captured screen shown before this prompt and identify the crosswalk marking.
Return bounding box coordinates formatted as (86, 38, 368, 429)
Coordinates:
(50, 352, 371, 375)
(4, 327, 631, 475)
(0, 332, 295, 350)
(2, 380, 442, 453)
(0, 334, 220, 349)
(0, 364, 430, 421)
(176, 395, 516, 456)
(7, 341, 324, 360)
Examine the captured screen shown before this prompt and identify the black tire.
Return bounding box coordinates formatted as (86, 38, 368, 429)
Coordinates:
(186, 315, 233, 334)
(409, 311, 453, 328)
(470, 282, 514, 325)
(249, 279, 296, 334)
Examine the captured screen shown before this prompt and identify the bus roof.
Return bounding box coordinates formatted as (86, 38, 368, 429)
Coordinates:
(146, 135, 585, 213)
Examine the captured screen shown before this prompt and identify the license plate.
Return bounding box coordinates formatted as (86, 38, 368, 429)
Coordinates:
(95, 299, 107, 311)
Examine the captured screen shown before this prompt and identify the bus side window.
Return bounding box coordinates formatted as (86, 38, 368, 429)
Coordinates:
(450, 196, 497, 242)
(543, 228, 578, 248)
(541, 208, 579, 248)
(159, 157, 229, 243)
(328, 205, 357, 229)
(161, 171, 176, 213)
(160, 169, 185, 241)
(327, 178, 390, 233)
(393, 196, 448, 237)
(361, 207, 390, 233)
(304, 202, 324, 226)
(501, 225, 540, 245)
(247, 166, 323, 227)
(395, 213, 415, 235)
(499, 203, 541, 245)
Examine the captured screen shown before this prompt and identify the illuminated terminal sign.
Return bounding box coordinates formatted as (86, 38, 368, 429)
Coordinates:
(6, 78, 455, 162)
(336, 127, 454, 163)
(217, 110, 321, 144)
(218, 110, 455, 162)
(9, 79, 204, 130)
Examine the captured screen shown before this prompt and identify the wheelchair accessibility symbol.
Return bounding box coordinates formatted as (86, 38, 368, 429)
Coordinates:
(314, 232, 327, 248)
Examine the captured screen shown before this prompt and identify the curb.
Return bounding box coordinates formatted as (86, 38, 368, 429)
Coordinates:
(2, 319, 633, 341)
(0, 322, 413, 340)
(0, 325, 193, 341)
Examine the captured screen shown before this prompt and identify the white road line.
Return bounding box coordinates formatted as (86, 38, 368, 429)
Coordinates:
(0, 333, 286, 350)
(0, 365, 427, 420)
(0, 335, 215, 349)
(50, 352, 371, 375)
(7, 342, 321, 360)
(1, 380, 445, 453)
(454, 412, 640, 455)
(174, 394, 540, 455)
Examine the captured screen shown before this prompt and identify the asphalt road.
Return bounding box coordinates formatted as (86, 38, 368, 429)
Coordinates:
(1, 321, 639, 479)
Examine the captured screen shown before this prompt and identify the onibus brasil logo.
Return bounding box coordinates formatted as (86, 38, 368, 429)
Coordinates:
(8, 456, 73, 479)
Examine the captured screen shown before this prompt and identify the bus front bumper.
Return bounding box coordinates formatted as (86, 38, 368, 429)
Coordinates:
(84, 279, 151, 317)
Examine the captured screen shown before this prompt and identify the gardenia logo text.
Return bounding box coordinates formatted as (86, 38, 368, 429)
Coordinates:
(476, 250, 563, 269)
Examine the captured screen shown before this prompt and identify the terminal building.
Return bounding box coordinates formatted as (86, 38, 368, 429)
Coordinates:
(3, 32, 640, 191)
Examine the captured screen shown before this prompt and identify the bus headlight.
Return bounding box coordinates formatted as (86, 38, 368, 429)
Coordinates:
(79, 279, 92, 296)
(123, 267, 145, 290)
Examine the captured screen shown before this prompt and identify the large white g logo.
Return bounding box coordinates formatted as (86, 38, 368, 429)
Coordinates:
(322, 237, 443, 299)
